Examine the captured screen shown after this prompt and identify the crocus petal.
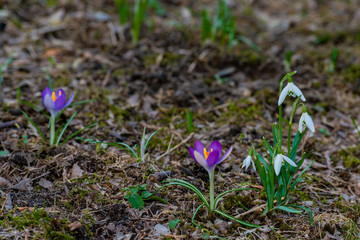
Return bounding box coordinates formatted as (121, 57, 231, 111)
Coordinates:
(189, 147, 197, 163)
(209, 140, 222, 154)
(43, 94, 55, 116)
(53, 89, 66, 111)
(206, 150, 220, 172)
(278, 84, 290, 106)
(299, 113, 305, 133)
(218, 145, 233, 163)
(194, 140, 206, 158)
(274, 154, 283, 176)
(282, 155, 297, 167)
(304, 113, 315, 132)
(63, 92, 75, 110)
(194, 150, 209, 172)
(42, 87, 52, 103)
(291, 84, 306, 101)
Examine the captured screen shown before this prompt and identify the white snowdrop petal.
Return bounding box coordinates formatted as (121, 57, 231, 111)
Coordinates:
(274, 154, 283, 176)
(305, 113, 315, 132)
(278, 84, 290, 106)
(282, 155, 297, 167)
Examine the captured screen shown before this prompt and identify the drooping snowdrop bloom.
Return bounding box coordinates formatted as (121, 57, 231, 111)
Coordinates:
(242, 155, 256, 171)
(299, 111, 315, 133)
(42, 87, 74, 117)
(189, 140, 232, 173)
(278, 81, 306, 106)
(274, 154, 297, 176)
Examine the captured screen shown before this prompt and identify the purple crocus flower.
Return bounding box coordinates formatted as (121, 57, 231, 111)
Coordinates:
(189, 140, 233, 173)
(42, 87, 74, 117)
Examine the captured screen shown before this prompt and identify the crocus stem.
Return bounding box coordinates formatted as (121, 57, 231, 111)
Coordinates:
(50, 116, 55, 145)
(209, 170, 215, 212)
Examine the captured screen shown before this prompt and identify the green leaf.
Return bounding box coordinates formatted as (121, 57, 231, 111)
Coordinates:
(169, 219, 181, 231)
(351, 116, 360, 138)
(55, 112, 77, 146)
(263, 137, 273, 159)
(186, 110, 193, 133)
(61, 122, 96, 146)
(0, 150, 9, 156)
(129, 193, 144, 209)
(214, 187, 259, 209)
(146, 196, 167, 204)
(46, 70, 53, 91)
(238, 35, 261, 52)
(290, 205, 314, 226)
(141, 191, 152, 198)
(144, 129, 160, 153)
(98, 141, 138, 159)
(21, 110, 46, 143)
(154, 179, 210, 208)
(213, 209, 261, 228)
(276, 205, 302, 213)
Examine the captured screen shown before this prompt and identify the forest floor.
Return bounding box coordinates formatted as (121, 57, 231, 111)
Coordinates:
(0, 0, 360, 239)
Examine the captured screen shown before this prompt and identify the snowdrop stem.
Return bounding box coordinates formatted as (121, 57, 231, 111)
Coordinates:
(279, 105, 283, 151)
(50, 116, 55, 146)
(209, 170, 215, 212)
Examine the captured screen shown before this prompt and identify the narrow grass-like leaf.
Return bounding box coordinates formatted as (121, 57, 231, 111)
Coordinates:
(21, 110, 46, 143)
(55, 112, 77, 146)
(61, 123, 96, 146)
(214, 209, 261, 228)
(192, 204, 205, 229)
(291, 205, 314, 226)
(238, 35, 261, 52)
(263, 137, 273, 159)
(144, 129, 160, 151)
(351, 116, 360, 138)
(186, 110, 193, 133)
(290, 159, 314, 191)
(276, 205, 302, 214)
(201, 9, 211, 42)
(214, 187, 259, 209)
(46, 70, 53, 91)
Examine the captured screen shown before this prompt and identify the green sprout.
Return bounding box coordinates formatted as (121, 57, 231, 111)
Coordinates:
(0, 56, 13, 86)
(132, 0, 149, 44)
(122, 184, 166, 210)
(284, 50, 292, 72)
(186, 109, 193, 133)
(351, 116, 360, 138)
(105, 127, 160, 162)
(201, 0, 260, 52)
(329, 48, 339, 74)
(114, 0, 131, 25)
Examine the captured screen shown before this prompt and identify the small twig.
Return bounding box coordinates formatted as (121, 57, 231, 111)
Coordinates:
(149, 171, 172, 182)
(155, 133, 194, 161)
(0, 120, 17, 129)
(235, 203, 267, 218)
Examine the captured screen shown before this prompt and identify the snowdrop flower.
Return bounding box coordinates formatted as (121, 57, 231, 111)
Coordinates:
(274, 154, 297, 176)
(278, 80, 306, 106)
(189, 140, 232, 173)
(242, 155, 256, 171)
(299, 110, 315, 133)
